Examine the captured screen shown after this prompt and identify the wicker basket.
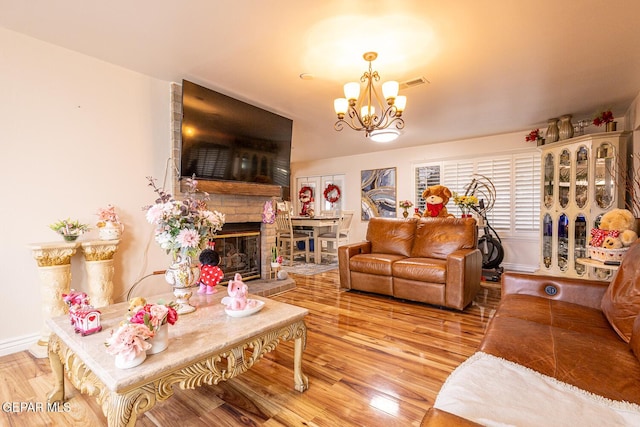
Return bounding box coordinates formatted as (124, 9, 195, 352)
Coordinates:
(588, 246, 628, 262)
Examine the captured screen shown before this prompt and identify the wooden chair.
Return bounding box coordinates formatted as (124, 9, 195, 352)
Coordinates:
(275, 205, 310, 266)
(317, 210, 354, 263)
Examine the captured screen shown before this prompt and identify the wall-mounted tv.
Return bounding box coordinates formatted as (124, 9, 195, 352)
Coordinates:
(180, 79, 292, 191)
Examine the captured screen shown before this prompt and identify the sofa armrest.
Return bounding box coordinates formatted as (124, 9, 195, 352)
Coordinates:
(501, 272, 609, 310)
(445, 248, 482, 310)
(420, 408, 482, 427)
(338, 241, 371, 289)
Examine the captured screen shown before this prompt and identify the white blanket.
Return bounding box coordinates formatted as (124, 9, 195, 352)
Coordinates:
(434, 352, 640, 427)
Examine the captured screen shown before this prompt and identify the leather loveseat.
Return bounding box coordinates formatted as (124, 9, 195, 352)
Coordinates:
(338, 217, 482, 310)
(423, 239, 640, 426)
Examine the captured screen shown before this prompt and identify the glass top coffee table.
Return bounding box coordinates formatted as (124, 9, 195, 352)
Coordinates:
(47, 291, 308, 426)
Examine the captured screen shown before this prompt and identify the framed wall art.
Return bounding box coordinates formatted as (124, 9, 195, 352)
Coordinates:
(361, 167, 396, 220)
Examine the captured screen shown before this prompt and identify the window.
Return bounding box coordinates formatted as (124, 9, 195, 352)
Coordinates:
(413, 152, 540, 237)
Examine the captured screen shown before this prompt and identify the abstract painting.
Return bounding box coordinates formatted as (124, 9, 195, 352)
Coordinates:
(361, 167, 396, 220)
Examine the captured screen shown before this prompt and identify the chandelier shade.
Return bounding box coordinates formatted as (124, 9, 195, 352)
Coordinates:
(333, 52, 406, 142)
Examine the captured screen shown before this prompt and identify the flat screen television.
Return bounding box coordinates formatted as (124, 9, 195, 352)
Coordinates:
(180, 79, 292, 191)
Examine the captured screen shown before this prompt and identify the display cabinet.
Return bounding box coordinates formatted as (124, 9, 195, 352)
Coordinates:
(540, 131, 630, 278)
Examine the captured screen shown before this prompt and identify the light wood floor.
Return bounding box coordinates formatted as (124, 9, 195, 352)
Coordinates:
(0, 270, 501, 427)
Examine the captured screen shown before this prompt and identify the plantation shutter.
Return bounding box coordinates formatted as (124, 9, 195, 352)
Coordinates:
(514, 153, 541, 232)
(414, 165, 441, 212)
(476, 158, 512, 231)
(442, 162, 474, 216)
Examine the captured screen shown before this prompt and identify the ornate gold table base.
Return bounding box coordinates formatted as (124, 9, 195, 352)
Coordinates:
(48, 320, 308, 426)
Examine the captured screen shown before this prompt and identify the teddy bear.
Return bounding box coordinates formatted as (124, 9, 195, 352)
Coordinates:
(127, 297, 146, 315)
(417, 185, 454, 218)
(602, 235, 624, 249)
(599, 208, 639, 247)
(198, 247, 224, 295)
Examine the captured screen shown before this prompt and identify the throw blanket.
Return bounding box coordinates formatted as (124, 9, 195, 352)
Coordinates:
(434, 352, 640, 427)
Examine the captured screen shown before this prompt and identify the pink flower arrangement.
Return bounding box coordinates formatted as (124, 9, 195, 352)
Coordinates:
(593, 110, 614, 126)
(104, 323, 154, 361)
(144, 176, 225, 258)
(129, 302, 178, 331)
(399, 200, 414, 209)
(525, 129, 543, 143)
(96, 204, 120, 226)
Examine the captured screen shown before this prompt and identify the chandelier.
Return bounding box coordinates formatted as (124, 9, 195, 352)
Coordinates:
(333, 52, 406, 143)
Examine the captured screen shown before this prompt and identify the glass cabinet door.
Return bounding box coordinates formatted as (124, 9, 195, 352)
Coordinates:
(595, 142, 615, 209)
(557, 213, 569, 271)
(543, 213, 552, 268)
(575, 146, 588, 209)
(574, 214, 587, 275)
(558, 149, 571, 209)
(544, 153, 554, 209)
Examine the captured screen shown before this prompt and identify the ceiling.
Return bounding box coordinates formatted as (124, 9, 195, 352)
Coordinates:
(2, 1, 640, 162)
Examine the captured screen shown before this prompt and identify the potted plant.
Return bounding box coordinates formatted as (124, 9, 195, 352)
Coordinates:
(49, 218, 90, 242)
(593, 109, 615, 131)
(399, 200, 413, 218)
(271, 247, 283, 268)
(453, 193, 479, 218)
(525, 129, 545, 146)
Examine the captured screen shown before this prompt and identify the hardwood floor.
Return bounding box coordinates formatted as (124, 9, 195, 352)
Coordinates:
(0, 270, 500, 427)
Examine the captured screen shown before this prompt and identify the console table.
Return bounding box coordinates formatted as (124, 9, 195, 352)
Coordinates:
(47, 291, 309, 426)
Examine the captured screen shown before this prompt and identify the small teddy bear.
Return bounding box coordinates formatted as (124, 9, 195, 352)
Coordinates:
(417, 185, 454, 218)
(602, 235, 624, 249)
(599, 208, 638, 247)
(198, 246, 224, 295)
(128, 297, 146, 315)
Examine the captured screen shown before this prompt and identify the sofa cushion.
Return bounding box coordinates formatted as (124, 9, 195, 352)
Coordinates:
(366, 218, 417, 257)
(411, 218, 477, 260)
(601, 239, 640, 343)
(480, 294, 640, 404)
(349, 253, 406, 276)
(393, 257, 447, 283)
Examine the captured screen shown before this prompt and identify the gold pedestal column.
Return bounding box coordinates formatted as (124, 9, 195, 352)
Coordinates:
(80, 240, 120, 308)
(27, 242, 79, 358)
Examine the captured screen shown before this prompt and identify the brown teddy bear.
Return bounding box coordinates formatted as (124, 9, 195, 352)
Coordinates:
(599, 208, 638, 247)
(418, 185, 454, 218)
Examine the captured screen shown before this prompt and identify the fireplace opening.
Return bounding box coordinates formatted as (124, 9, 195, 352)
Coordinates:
(212, 222, 261, 284)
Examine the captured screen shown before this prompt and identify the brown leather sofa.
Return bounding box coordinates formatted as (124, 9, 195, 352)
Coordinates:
(422, 239, 640, 425)
(338, 217, 482, 310)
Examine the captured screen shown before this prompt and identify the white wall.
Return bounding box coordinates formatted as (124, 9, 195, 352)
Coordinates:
(291, 133, 545, 273)
(0, 28, 174, 355)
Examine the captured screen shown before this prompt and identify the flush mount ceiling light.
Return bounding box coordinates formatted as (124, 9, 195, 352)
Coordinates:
(333, 52, 406, 142)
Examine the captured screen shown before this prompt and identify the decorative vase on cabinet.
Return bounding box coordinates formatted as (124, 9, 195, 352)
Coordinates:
(558, 115, 574, 140)
(546, 118, 559, 143)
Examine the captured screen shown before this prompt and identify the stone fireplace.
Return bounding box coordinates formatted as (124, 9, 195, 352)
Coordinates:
(170, 83, 279, 282)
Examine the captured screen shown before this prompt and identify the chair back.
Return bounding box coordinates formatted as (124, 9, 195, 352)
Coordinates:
(275, 210, 293, 235)
(339, 211, 354, 235)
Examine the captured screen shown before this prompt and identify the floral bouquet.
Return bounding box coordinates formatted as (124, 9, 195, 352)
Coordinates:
(525, 129, 543, 143)
(128, 301, 178, 332)
(104, 323, 154, 361)
(144, 176, 225, 259)
(593, 109, 614, 127)
(453, 193, 479, 216)
(96, 204, 121, 227)
(399, 200, 414, 209)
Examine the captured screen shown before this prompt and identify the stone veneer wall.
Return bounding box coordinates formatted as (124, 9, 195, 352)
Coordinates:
(170, 83, 278, 280)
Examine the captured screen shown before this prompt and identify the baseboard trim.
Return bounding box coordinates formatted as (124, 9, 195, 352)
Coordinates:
(0, 333, 39, 357)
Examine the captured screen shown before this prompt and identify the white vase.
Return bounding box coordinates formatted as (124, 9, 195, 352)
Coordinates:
(165, 252, 200, 314)
(115, 351, 146, 369)
(98, 221, 124, 240)
(146, 324, 168, 355)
